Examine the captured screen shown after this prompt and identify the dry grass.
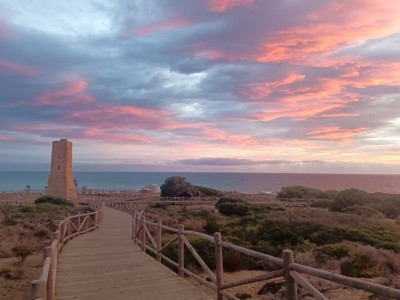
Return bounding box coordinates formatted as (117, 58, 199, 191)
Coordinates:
(0, 202, 80, 300)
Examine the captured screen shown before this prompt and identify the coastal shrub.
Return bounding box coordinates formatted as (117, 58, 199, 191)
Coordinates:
(3, 216, 17, 226)
(314, 243, 352, 263)
(12, 243, 34, 263)
(35, 195, 73, 207)
(370, 197, 400, 219)
(320, 190, 339, 200)
(0, 204, 12, 213)
(311, 199, 332, 209)
(342, 205, 383, 218)
(330, 189, 378, 212)
(18, 203, 37, 213)
(203, 219, 220, 235)
(160, 176, 198, 197)
(340, 245, 400, 278)
(277, 186, 324, 199)
(0, 267, 11, 279)
(194, 185, 223, 197)
(257, 220, 304, 249)
(218, 202, 249, 217)
(215, 197, 246, 209)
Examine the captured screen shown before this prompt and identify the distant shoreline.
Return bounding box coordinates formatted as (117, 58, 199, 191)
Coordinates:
(1, 172, 400, 194)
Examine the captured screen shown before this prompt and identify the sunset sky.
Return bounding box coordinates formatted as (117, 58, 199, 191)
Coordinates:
(0, 0, 400, 173)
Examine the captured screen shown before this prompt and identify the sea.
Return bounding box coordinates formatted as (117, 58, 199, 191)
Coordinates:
(0, 172, 400, 195)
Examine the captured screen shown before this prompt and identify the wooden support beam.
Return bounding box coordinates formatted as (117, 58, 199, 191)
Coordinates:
(283, 250, 298, 300)
(178, 224, 184, 278)
(214, 232, 223, 300)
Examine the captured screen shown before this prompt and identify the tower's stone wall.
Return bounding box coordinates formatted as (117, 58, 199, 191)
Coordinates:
(46, 139, 77, 200)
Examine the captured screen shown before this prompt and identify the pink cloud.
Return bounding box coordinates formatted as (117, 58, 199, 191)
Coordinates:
(123, 18, 191, 37)
(240, 73, 306, 99)
(10, 124, 152, 145)
(320, 113, 359, 117)
(308, 126, 369, 142)
(66, 105, 206, 131)
(239, 104, 346, 122)
(207, 0, 255, 12)
(0, 134, 13, 142)
(0, 59, 36, 76)
(38, 81, 96, 106)
(202, 128, 264, 148)
(82, 129, 152, 144)
(258, 0, 400, 63)
(197, 0, 399, 64)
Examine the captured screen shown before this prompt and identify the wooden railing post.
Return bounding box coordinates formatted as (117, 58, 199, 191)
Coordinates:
(56, 223, 61, 253)
(214, 232, 223, 300)
(43, 246, 53, 300)
(67, 215, 71, 241)
(132, 212, 136, 244)
(94, 210, 98, 226)
(86, 212, 89, 232)
(141, 214, 145, 251)
(156, 219, 162, 262)
(283, 250, 298, 300)
(77, 213, 81, 235)
(31, 279, 46, 300)
(178, 224, 184, 277)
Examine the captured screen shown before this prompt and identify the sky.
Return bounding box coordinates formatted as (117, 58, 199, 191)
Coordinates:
(0, 0, 400, 173)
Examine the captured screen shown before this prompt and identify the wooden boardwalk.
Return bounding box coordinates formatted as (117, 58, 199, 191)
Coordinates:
(54, 207, 213, 300)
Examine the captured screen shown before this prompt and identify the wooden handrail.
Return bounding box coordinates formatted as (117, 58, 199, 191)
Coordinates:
(106, 200, 400, 300)
(30, 202, 104, 300)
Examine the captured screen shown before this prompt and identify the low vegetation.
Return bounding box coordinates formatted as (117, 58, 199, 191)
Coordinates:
(277, 186, 338, 200)
(34, 195, 74, 207)
(279, 185, 400, 220)
(145, 187, 400, 296)
(0, 196, 77, 300)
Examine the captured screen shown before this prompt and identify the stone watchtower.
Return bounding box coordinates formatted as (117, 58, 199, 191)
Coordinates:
(46, 139, 77, 200)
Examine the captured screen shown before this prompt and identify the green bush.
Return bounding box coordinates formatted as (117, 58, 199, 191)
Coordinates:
(311, 199, 332, 209)
(194, 185, 223, 197)
(342, 205, 383, 218)
(0, 204, 12, 213)
(314, 243, 352, 263)
(215, 197, 246, 209)
(18, 203, 37, 213)
(258, 220, 303, 249)
(218, 202, 249, 217)
(370, 197, 400, 219)
(160, 176, 198, 197)
(320, 190, 339, 200)
(34, 195, 73, 207)
(36, 203, 68, 213)
(203, 219, 220, 235)
(277, 186, 324, 199)
(0, 268, 11, 279)
(330, 189, 378, 212)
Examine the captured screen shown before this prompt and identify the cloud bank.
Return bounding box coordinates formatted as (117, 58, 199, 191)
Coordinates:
(0, 0, 399, 173)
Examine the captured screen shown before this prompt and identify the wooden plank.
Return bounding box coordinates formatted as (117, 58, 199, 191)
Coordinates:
(54, 207, 213, 300)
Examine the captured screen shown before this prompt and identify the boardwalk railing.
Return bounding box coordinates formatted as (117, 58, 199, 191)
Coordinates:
(30, 202, 104, 300)
(107, 201, 400, 300)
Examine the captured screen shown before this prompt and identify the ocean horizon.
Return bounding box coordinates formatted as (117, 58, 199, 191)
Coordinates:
(1, 171, 400, 195)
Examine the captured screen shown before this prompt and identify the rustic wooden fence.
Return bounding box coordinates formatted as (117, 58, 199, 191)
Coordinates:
(107, 200, 400, 300)
(30, 202, 104, 300)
